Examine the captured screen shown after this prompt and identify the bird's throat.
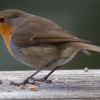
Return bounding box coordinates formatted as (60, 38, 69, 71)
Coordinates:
(1, 27, 12, 55)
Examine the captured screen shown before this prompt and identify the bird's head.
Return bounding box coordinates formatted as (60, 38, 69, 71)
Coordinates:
(0, 9, 28, 35)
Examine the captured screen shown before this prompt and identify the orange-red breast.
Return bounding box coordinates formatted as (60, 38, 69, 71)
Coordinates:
(0, 9, 100, 86)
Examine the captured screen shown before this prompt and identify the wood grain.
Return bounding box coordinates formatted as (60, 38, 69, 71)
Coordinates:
(0, 70, 100, 99)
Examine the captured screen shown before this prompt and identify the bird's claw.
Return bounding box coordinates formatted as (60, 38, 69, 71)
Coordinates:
(10, 81, 23, 86)
(31, 77, 52, 83)
(9, 81, 39, 86)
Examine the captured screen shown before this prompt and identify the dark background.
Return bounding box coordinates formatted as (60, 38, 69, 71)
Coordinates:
(0, 0, 100, 70)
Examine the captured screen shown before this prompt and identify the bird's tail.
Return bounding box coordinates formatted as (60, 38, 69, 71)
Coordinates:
(68, 42, 100, 53)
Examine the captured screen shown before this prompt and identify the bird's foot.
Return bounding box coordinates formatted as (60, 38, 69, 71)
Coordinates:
(10, 77, 39, 86)
(31, 77, 52, 83)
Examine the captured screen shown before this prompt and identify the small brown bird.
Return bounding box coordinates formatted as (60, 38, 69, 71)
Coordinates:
(0, 9, 100, 86)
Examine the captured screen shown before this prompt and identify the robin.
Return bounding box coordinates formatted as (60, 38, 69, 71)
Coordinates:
(0, 9, 100, 86)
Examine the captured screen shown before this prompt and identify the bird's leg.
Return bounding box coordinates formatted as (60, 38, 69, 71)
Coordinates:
(31, 66, 60, 83)
(10, 65, 49, 86)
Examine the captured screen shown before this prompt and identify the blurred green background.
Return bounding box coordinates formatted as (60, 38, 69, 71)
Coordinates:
(0, 0, 100, 70)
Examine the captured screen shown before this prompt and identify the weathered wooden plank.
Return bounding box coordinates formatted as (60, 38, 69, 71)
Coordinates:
(0, 70, 100, 99)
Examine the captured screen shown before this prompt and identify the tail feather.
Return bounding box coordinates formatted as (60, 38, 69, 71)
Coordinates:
(69, 42, 100, 53)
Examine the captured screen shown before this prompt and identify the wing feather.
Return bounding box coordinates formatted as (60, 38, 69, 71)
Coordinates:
(11, 15, 91, 47)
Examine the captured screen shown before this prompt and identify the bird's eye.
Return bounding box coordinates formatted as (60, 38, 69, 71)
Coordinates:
(0, 18, 5, 23)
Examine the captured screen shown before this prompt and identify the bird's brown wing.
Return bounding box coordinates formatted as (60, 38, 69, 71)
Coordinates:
(11, 29, 91, 47)
(11, 16, 91, 47)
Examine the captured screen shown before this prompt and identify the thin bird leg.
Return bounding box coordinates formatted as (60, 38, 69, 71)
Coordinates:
(31, 66, 60, 83)
(10, 64, 49, 86)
